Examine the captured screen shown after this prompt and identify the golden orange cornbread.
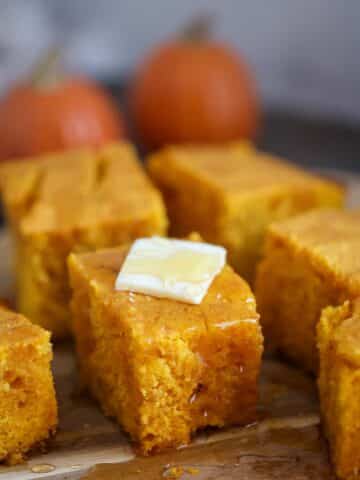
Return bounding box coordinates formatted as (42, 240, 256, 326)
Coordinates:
(318, 301, 360, 480)
(256, 209, 360, 373)
(68, 242, 263, 454)
(0, 143, 167, 338)
(0, 305, 57, 464)
(147, 142, 344, 281)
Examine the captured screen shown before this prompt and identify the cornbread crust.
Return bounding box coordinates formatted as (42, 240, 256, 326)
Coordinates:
(68, 242, 263, 454)
(0, 143, 167, 337)
(147, 142, 344, 281)
(255, 209, 360, 372)
(318, 301, 360, 480)
(0, 306, 57, 464)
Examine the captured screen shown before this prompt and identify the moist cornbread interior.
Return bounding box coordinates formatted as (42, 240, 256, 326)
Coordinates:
(147, 142, 344, 282)
(68, 243, 263, 453)
(0, 305, 57, 464)
(256, 209, 360, 372)
(318, 301, 360, 480)
(0, 143, 167, 337)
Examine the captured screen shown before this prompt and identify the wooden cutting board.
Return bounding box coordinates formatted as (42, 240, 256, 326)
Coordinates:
(0, 170, 358, 480)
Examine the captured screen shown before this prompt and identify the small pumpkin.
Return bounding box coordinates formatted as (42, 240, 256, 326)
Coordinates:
(0, 49, 126, 161)
(131, 16, 259, 149)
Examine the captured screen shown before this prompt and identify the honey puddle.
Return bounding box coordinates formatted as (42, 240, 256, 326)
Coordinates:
(81, 421, 332, 480)
(79, 358, 333, 479)
(30, 463, 56, 474)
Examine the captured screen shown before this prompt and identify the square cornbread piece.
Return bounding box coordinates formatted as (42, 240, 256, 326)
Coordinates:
(0, 305, 57, 464)
(147, 142, 344, 282)
(68, 243, 263, 454)
(255, 209, 360, 373)
(318, 301, 360, 479)
(0, 143, 167, 338)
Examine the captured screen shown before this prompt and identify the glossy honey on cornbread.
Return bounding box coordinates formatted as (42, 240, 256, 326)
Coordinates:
(147, 142, 344, 282)
(0, 305, 57, 464)
(318, 301, 360, 480)
(0, 143, 167, 338)
(256, 209, 360, 373)
(68, 242, 263, 454)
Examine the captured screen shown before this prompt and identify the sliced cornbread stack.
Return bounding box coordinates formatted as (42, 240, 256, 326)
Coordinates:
(68, 237, 263, 453)
(147, 142, 344, 282)
(318, 300, 360, 480)
(256, 209, 360, 372)
(0, 143, 167, 338)
(0, 305, 57, 464)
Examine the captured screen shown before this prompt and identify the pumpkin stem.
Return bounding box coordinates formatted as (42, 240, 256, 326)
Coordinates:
(29, 46, 64, 89)
(180, 13, 215, 42)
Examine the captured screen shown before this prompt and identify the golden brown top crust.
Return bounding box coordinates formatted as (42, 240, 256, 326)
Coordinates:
(0, 306, 50, 348)
(0, 142, 164, 235)
(268, 209, 360, 292)
(68, 243, 260, 339)
(148, 142, 344, 196)
(269, 209, 360, 246)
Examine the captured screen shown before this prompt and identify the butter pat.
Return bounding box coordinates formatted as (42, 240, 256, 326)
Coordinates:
(115, 237, 226, 304)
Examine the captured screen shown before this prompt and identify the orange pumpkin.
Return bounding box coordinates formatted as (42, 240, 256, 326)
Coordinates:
(0, 50, 125, 161)
(131, 23, 259, 149)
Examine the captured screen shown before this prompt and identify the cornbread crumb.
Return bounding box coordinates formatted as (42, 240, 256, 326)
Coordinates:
(256, 209, 360, 372)
(147, 142, 344, 282)
(0, 142, 167, 338)
(68, 241, 263, 453)
(318, 300, 360, 479)
(0, 305, 57, 464)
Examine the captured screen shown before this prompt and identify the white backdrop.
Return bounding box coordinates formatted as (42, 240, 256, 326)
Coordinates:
(0, 0, 358, 123)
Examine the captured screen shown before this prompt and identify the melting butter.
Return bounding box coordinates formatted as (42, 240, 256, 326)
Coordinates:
(115, 237, 226, 305)
(120, 248, 221, 285)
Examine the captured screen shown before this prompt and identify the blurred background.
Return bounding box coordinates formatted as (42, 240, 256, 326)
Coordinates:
(0, 0, 359, 170)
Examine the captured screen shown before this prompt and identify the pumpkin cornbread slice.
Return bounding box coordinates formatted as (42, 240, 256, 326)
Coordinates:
(255, 209, 360, 373)
(0, 142, 167, 338)
(0, 305, 57, 464)
(147, 142, 344, 282)
(68, 242, 263, 454)
(318, 301, 360, 480)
